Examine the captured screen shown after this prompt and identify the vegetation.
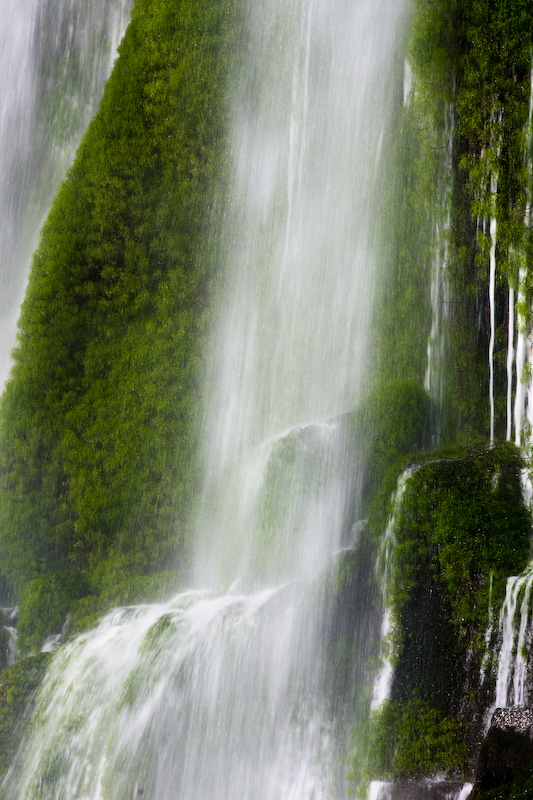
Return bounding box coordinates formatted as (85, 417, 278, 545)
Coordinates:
(406, 0, 533, 438)
(391, 442, 530, 639)
(0, 654, 51, 781)
(348, 694, 467, 796)
(0, 0, 239, 650)
(349, 378, 431, 509)
(476, 769, 533, 800)
(0, 0, 531, 793)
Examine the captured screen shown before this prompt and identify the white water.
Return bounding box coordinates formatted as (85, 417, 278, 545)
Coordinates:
(507, 287, 515, 440)
(492, 564, 533, 711)
(479, 573, 494, 685)
(513, 68, 533, 455)
(424, 103, 454, 426)
(371, 467, 416, 710)
(514, 262, 531, 449)
(0, 0, 131, 390)
(4, 590, 336, 800)
(0, 0, 409, 798)
(197, 0, 408, 589)
(488, 191, 498, 445)
(366, 780, 473, 800)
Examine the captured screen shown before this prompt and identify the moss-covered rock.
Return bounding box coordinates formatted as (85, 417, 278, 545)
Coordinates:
(383, 442, 531, 767)
(0, 654, 51, 783)
(349, 378, 432, 510)
(348, 694, 467, 796)
(0, 0, 240, 650)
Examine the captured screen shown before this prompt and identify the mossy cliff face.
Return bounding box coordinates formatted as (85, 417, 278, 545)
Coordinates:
(349, 443, 531, 794)
(353, 2, 533, 785)
(0, 0, 240, 651)
(375, 0, 533, 441)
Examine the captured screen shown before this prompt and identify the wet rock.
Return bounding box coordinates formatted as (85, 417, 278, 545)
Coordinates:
(371, 780, 468, 799)
(468, 708, 533, 798)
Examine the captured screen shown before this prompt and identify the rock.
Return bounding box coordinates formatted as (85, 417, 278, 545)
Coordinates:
(468, 708, 533, 797)
(369, 780, 469, 799)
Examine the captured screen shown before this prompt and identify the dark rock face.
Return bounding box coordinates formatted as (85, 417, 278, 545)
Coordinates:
(371, 780, 468, 799)
(469, 708, 533, 797)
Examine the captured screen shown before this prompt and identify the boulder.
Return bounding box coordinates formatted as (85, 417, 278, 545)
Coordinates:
(468, 708, 533, 797)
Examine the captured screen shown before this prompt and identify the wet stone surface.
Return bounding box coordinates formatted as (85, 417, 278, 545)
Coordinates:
(468, 707, 533, 798)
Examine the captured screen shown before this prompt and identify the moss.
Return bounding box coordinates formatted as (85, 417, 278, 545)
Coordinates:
(374, 1, 533, 443)
(365, 441, 532, 762)
(66, 569, 181, 636)
(348, 694, 467, 796)
(391, 442, 530, 640)
(0, 0, 240, 646)
(349, 378, 431, 510)
(0, 654, 51, 783)
(17, 572, 89, 654)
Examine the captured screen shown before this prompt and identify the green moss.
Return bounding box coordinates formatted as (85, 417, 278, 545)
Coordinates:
(0, 654, 51, 783)
(17, 572, 89, 654)
(348, 694, 467, 796)
(66, 569, 181, 636)
(349, 378, 431, 508)
(374, 1, 533, 442)
(408, 0, 533, 440)
(391, 442, 530, 639)
(0, 0, 240, 646)
(368, 441, 531, 750)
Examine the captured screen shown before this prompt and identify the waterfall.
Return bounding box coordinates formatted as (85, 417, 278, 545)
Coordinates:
(507, 287, 515, 441)
(513, 66, 533, 457)
(196, 0, 408, 590)
(424, 103, 454, 430)
(0, 0, 131, 390)
(371, 467, 416, 711)
(488, 186, 498, 445)
(492, 565, 533, 712)
(0, 0, 409, 798)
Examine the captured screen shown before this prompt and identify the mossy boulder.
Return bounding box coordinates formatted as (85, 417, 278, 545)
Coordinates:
(349, 378, 432, 509)
(0, 653, 51, 782)
(386, 442, 530, 764)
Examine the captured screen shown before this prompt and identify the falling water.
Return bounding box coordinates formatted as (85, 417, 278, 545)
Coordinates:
(488, 186, 498, 445)
(0, 0, 409, 798)
(492, 565, 533, 712)
(0, 0, 131, 390)
(371, 467, 416, 710)
(514, 67, 533, 454)
(196, 0, 408, 589)
(424, 103, 454, 429)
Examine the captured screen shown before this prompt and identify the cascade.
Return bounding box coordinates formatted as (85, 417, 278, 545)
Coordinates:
(424, 103, 454, 431)
(371, 467, 416, 711)
(0, 0, 131, 390)
(507, 287, 515, 441)
(492, 565, 533, 712)
(0, 0, 409, 798)
(513, 66, 533, 453)
(488, 177, 498, 446)
(195, 0, 408, 589)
